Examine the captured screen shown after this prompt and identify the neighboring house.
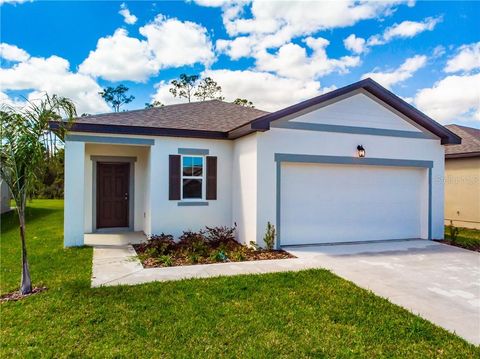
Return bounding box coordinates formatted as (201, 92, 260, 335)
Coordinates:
(444, 124, 480, 229)
(54, 79, 460, 248)
(0, 178, 11, 214)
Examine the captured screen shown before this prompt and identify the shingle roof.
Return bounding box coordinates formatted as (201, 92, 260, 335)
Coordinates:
(445, 124, 480, 158)
(75, 100, 269, 132)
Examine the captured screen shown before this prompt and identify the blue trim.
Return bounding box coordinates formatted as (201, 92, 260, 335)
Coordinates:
(274, 153, 433, 168)
(178, 148, 209, 155)
(274, 152, 434, 248)
(428, 168, 432, 240)
(177, 201, 209, 206)
(66, 134, 154, 146)
(272, 122, 434, 139)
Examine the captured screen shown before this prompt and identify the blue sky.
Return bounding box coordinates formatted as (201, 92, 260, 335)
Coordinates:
(1, 0, 479, 128)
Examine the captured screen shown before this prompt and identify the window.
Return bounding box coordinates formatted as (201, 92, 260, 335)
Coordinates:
(181, 156, 204, 200)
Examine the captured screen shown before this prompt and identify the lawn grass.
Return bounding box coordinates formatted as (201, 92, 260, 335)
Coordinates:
(1, 200, 478, 357)
(444, 225, 480, 251)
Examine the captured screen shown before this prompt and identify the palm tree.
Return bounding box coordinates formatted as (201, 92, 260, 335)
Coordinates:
(0, 94, 76, 294)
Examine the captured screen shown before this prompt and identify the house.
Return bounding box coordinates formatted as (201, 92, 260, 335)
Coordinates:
(444, 124, 480, 229)
(55, 78, 460, 248)
(0, 178, 11, 214)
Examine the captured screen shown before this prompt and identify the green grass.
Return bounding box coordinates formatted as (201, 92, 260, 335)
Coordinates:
(444, 225, 480, 251)
(1, 200, 478, 358)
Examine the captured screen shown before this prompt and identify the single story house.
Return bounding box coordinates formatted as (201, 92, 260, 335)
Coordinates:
(55, 79, 460, 248)
(444, 124, 480, 229)
(0, 178, 11, 214)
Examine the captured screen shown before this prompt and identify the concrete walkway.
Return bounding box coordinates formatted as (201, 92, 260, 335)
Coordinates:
(89, 235, 479, 345)
(287, 240, 480, 346)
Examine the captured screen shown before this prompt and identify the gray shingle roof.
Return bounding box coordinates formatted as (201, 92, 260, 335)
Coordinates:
(445, 125, 480, 157)
(75, 100, 269, 132)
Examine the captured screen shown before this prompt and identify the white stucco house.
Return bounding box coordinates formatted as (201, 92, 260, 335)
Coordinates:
(55, 79, 460, 248)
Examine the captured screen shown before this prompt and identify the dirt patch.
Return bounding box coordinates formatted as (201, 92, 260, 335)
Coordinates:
(0, 286, 48, 303)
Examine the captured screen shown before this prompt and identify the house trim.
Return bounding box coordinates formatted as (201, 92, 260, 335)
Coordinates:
(274, 153, 434, 249)
(178, 148, 210, 155)
(90, 156, 136, 232)
(66, 134, 154, 146)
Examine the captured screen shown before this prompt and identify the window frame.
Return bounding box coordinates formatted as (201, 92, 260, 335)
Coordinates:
(180, 155, 205, 201)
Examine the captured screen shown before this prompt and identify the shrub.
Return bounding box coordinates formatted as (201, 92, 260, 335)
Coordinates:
(448, 221, 460, 241)
(204, 225, 236, 247)
(263, 222, 276, 250)
(249, 241, 260, 251)
(230, 247, 247, 261)
(178, 231, 208, 256)
(147, 233, 176, 255)
(209, 249, 228, 262)
(158, 255, 173, 267)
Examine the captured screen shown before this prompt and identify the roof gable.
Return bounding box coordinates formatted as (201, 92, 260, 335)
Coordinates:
(445, 124, 480, 158)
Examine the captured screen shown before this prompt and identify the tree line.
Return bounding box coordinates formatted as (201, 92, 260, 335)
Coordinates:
(97, 73, 254, 114)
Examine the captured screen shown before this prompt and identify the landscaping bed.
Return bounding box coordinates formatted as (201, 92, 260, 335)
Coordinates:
(440, 225, 480, 252)
(133, 226, 294, 268)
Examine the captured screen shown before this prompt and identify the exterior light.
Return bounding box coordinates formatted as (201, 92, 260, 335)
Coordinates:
(357, 145, 365, 158)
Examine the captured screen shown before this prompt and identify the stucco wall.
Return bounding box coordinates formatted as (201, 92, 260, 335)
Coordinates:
(0, 179, 11, 214)
(444, 157, 480, 229)
(84, 143, 149, 233)
(231, 133, 258, 244)
(148, 137, 233, 238)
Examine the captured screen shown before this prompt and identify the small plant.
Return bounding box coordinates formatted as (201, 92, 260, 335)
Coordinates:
(147, 233, 175, 255)
(158, 255, 173, 267)
(249, 241, 260, 251)
(188, 253, 200, 264)
(230, 247, 247, 261)
(179, 230, 208, 256)
(448, 221, 460, 241)
(263, 222, 276, 250)
(210, 250, 228, 262)
(204, 225, 237, 247)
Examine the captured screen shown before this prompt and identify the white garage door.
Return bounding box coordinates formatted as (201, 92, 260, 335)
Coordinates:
(280, 163, 426, 246)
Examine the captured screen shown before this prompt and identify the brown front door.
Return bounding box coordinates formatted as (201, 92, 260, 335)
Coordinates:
(97, 162, 130, 229)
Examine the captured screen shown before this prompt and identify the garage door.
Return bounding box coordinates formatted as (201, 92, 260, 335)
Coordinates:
(280, 163, 426, 246)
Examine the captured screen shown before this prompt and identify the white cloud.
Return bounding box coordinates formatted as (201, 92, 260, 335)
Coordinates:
(0, 43, 30, 62)
(79, 29, 157, 82)
(0, 0, 31, 5)
(152, 69, 329, 111)
(216, 1, 408, 59)
(362, 55, 427, 89)
(414, 73, 480, 124)
(140, 14, 215, 68)
(382, 16, 442, 42)
(79, 15, 215, 82)
(444, 42, 480, 73)
(255, 37, 360, 80)
(343, 34, 367, 54)
(119, 2, 138, 25)
(0, 47, 109, 114)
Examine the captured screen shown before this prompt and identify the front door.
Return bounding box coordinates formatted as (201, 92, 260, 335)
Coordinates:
(97, 162, 130, 229)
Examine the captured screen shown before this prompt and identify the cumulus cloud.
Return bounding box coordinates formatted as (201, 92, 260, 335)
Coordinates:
(444, 42, 480, 73)
(79, 15, 215, 82)
(343, 34, 367, 54)
(152, 69, 332, 111)
(0, 43, 30, 62)
(362, 55, 427, 89)
(215, 1, 409, 59)
(119, 2, 138, 25)
(414, 73, 480, 124)
(0, 46, 109, 114)
(0, 0, 31, 5)
(255, 37, 360, 80)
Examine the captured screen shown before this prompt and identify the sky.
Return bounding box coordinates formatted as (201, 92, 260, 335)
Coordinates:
(1, 0, 479, 128)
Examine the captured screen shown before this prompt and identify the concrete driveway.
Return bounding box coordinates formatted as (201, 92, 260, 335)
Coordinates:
(286, 240, 480, 346)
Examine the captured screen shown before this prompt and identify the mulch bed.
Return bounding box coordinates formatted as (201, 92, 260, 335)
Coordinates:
(0, 286, 47, 303)
(133, 239, 295, 268)
(437, 239, 480, 252)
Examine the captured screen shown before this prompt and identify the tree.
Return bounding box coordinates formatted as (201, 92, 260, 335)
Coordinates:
(144, 100, 164, 109)
(233, 98, 255, 108)
(169, 74, 199, 103)
(99, 84, 135, 112)
(194, 77, 224, 101)
(0, 94, 76, 295)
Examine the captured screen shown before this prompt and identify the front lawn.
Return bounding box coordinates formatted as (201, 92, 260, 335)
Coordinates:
(442, 225, 480, 252)
(1, 200, 478, 357)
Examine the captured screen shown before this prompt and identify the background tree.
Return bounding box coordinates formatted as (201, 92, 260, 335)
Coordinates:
(144, 100, 164, 109)
(194, 77, 224, 101)
(233, 98, 255, 108)
(99, 84, 135, 112)
(169, 74, 199, 103)
(0, 94, 76, 295)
